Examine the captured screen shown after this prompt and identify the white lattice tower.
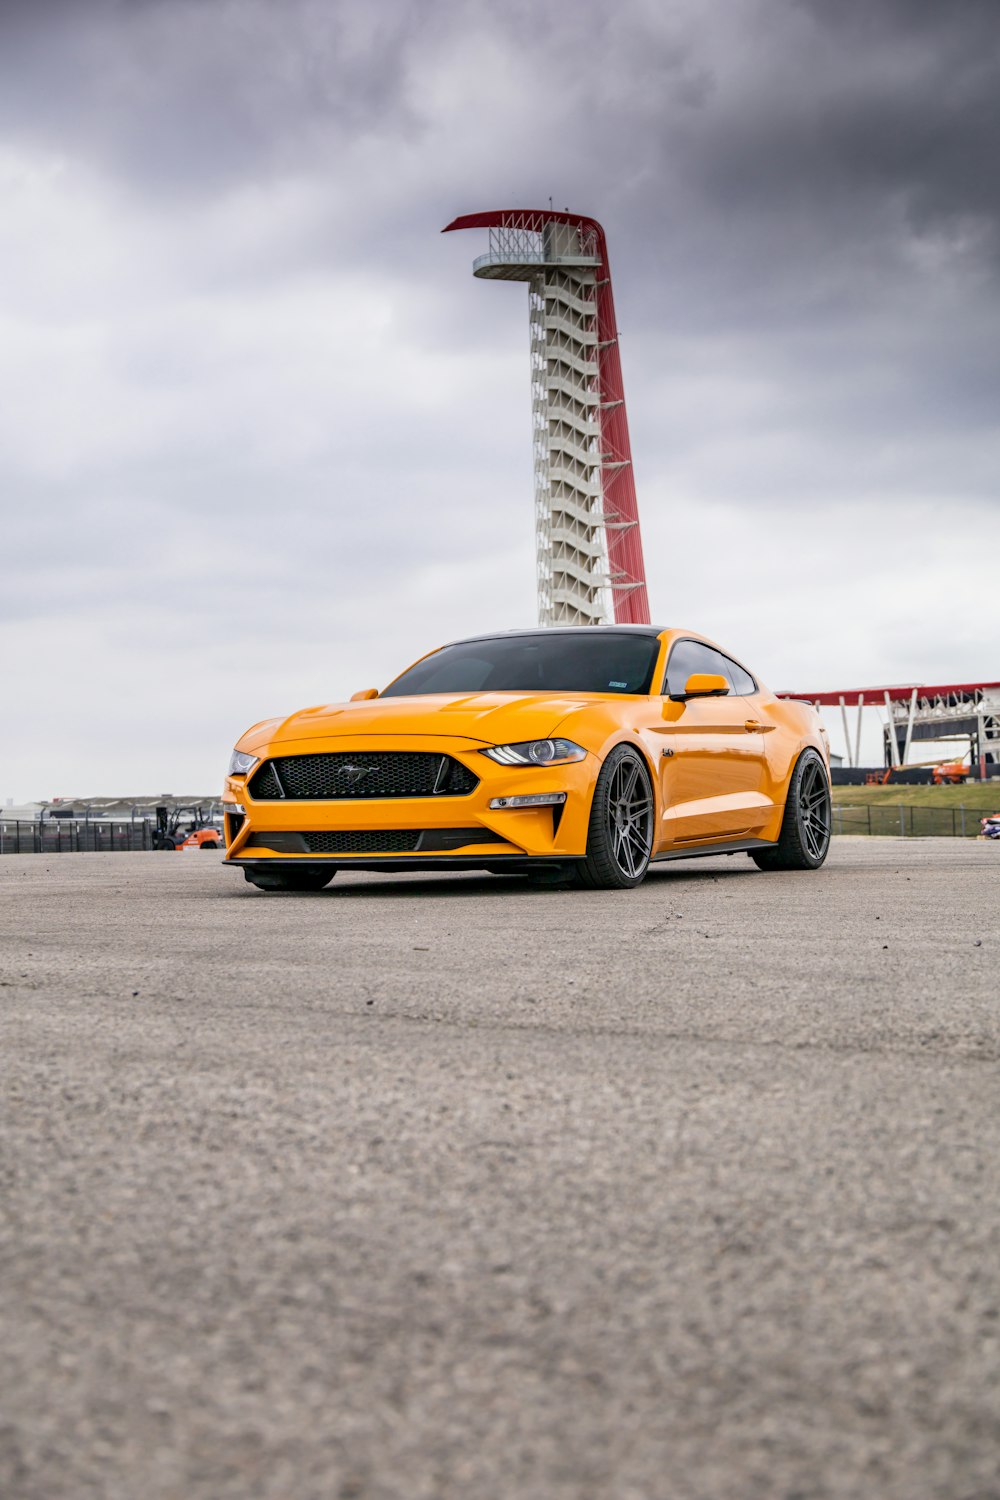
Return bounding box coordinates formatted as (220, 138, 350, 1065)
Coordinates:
(473, 220, 607, 625)
(529, 229, 608, 624)
(444, 209, 652, 628)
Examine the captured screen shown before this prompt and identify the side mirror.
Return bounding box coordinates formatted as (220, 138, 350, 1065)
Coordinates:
(350, 688, 379, 702)
(677, 672, 730, 700)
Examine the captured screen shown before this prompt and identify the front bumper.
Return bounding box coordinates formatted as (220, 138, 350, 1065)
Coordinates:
(221, 735, 596, 868)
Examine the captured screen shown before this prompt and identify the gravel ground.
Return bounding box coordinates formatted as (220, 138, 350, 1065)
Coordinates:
(1, 839, 998, 1500)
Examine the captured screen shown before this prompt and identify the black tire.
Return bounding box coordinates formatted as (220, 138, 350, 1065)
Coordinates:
(243, 867, 335, 892)
(751, 749, 831, 871)
(577, 744, 654, 890)
(200, 840, 220, 850)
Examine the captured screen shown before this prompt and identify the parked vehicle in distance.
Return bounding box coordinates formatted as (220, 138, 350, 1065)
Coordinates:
(221, 627, 832, 892)
(981, 813, 1000, 840)
(933, 760, 969, 785)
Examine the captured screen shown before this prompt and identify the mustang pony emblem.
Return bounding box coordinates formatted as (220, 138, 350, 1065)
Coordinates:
(341, 763, 374, 785)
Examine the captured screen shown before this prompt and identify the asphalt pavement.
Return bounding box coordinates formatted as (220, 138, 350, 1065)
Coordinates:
(2, 840, 998, 1500)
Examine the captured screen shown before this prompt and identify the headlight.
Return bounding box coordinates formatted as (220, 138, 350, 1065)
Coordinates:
(228, 750, 259, 776)
(481, 739, 586, 767)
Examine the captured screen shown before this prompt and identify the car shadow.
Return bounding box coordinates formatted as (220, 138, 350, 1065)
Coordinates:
(221, 858, 760, 900)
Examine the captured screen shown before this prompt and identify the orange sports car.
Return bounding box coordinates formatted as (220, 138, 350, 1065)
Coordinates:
(222, 627, 832, 892)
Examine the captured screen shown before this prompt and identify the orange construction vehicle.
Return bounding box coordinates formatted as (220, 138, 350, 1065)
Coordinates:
(932, 760, 968, 785)
(152, 805, 223, 850)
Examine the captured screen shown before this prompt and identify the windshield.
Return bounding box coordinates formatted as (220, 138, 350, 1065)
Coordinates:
(382, 632, 662, 697)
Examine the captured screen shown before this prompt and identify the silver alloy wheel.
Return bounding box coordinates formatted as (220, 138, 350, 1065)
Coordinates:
(607, 752, 654, 878)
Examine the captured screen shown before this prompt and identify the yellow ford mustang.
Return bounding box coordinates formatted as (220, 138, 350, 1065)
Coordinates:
(222, 627, 831, 892)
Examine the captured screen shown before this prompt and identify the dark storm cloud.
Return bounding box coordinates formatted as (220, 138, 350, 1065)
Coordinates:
(6, 0, 999, 295)
(597, 0, 1000, 306)
(736, 1, 1000, 248)
(0, 0, 426, 192)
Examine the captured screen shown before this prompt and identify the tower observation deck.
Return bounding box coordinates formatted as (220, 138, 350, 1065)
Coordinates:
(443, 210, 650, 627)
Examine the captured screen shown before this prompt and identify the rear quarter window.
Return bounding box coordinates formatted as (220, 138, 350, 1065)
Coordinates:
(722, 656, 757, 696)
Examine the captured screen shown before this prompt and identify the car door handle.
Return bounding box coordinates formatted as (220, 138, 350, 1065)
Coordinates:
(744, 719, 775, 733)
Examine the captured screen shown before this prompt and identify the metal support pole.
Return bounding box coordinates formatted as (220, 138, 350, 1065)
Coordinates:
(902, 687, 918, 766)
(855, 694, 865, 768)
(839, 696, 852, 768)
(884, 691, 896, 766)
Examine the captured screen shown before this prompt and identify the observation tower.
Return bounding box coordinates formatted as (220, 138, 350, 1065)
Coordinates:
(443, 210, 650, 627)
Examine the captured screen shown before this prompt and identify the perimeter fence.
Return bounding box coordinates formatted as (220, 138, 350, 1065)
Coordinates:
(832, 805, 987, 838)
(0, 819, 155, 853)
(0, 808, 992, 853)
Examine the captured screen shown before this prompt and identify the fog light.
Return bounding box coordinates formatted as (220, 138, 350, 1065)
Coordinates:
(489, 793, 567, 810)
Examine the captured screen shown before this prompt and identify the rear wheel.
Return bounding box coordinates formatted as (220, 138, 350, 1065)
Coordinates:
(243, 867, 335, 892)
(751, 749, 831, 871)
(577, 745, 654, 890)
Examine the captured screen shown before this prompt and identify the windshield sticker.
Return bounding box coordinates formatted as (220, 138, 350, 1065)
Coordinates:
(609, 680, 627, 688)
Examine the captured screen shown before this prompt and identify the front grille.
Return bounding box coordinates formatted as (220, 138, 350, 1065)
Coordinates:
(247, 763, 282, 799)
(248, 752, 479, 801)
(305, 829, 421, 854)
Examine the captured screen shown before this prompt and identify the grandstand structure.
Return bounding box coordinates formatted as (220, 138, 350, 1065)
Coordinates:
(444, 210, 650, 628)
(778, 681, 1000, 775)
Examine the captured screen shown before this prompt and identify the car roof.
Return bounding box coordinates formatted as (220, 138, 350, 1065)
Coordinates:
(444, 626, 668, 645)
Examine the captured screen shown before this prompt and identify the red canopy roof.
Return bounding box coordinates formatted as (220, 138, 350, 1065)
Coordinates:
(777, 682, 1000, 707)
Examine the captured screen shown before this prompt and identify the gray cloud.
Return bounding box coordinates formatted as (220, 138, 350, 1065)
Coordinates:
(0, 0, 427, 190)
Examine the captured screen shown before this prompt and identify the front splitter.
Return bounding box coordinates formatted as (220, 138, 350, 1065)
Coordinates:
(223, 855, 580, 875)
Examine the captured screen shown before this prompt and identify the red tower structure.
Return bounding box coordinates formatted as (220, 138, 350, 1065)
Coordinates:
(444, 210, 651, 626)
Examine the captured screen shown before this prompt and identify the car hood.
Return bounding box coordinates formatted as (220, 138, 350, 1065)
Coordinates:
(253, 693, 597, 749)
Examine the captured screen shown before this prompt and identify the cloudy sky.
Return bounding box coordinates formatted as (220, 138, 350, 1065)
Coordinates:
(2, 0, 999, 799)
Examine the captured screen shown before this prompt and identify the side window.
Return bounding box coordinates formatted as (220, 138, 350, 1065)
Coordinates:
(664, 639, 732, 697)
(721, 654, 757, 696)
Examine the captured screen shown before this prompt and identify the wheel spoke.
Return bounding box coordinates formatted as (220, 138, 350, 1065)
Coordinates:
(625, 825, 649, 862)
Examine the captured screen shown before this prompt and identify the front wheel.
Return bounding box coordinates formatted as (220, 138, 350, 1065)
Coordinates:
(751, 749, 831, 871)
(243, 867, 335, 892)
(577, 745, 654, 889)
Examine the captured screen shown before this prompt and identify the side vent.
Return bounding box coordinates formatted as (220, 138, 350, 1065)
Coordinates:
(225, 811, 246, 845)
